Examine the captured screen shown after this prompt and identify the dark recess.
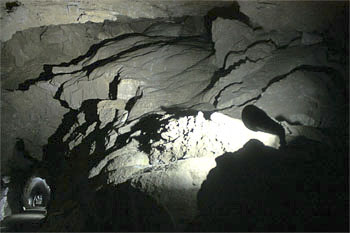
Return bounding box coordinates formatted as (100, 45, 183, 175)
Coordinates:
(86, 181, 175, 231)
(204, 2, 251, 38)
(188, 139, 349, 232)
(108, 73, 120, 100)
(5, 1, 20, 13)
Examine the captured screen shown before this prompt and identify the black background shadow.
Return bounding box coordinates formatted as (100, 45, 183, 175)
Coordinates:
(85, 181, 175, 232)
(189, 138, 348, 232)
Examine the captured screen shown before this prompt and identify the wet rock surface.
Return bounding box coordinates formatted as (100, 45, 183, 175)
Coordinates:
(0, 1, 348, 232)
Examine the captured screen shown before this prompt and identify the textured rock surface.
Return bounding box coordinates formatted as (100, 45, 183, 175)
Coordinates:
(64, 110, 278, 231)
(48, 33, 216, 120)
(255, 70, 345, 128)
(0, 0, 230, 42)
(129, 157, 216, 230)
(0, 19, 168, 90)
(0, 2, 348, 232)
(237, 1, 346, 33)
(1, 85, 68, 173)
(202, 17, 346, 128)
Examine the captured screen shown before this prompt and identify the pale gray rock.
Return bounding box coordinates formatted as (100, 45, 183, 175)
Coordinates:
(105, 166, 148, 185)
(210, 18, 300, 69)
(224, 41, 275, 69)
(50, 34, 216, 118)
(1, 86, 68, 174)
(97, 100, 127, 129)
(0, 0, 230, 42)
(89, 139, 149, 179)
(84, 109, 279, 231)
(255, 70, 343, 128)
(59, 71, 116, 110)
(129, 157, 217, 231)
(148, 112, 279, 165)
(211, 18, 256, 67)
(214, 45, 331, 110)
(203, 61, 265, 105)
(0, 187, 11, 221)
(117, 79, 143, 102)
(104, 130, 118, 151)
(0, 19, 165, 90)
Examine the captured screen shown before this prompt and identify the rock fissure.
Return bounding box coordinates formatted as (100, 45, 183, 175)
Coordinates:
(216, 63, 346, 114)
(222, 39, 276, 67)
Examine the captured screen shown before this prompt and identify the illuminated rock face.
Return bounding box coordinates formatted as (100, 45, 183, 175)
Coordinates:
(0, 1, 348, 232)
(0, 0, 231, 42)
(57, 110, 278, 230)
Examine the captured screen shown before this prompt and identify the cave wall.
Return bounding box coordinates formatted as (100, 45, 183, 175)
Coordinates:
(0, 0, 231, 42)
(0, 0, 348, 231)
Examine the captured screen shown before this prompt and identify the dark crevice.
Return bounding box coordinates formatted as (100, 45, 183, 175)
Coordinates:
(213, 81, 243, 107)
(53, 82, 70, 109)
(14, 33, 148, 91)
(83, 36, 203, 77)
(5, 1, 21, 13)
(237, 95, 261, 107)
(132, 114, 170, 155)
(39, 26, 48, 41)
(200, 57, 250, 95)
(284, 36, 302, 47)
(222, 39, 276, 68)
(80, 99, 101, 124)
(217, 64, 346, 111)
(43, 99, 102, 186)
(42, 109, 78, 203)
(200, 55, 266, 102)
(275, 115, 304, 126)
(15, 33, 204, 94)
(17, 64, 54, 91)
(125, 86, 143, 112)
(54, 33, 145, 67)
(262, 64, 346, 93)
(108, 72, 121, 100)
(204, 2, 252, 38)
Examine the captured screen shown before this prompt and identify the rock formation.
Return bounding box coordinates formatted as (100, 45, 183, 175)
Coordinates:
(0, 1, 348, 232)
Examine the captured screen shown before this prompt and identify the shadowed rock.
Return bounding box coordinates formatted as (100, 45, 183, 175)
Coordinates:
(241, 105, 286, 147)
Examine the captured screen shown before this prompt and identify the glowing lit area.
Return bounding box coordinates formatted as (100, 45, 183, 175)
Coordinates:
(22, 177, 51, 210)
(209, 111, 280, 150)
(148, 111, 279, 165)
(128, 156, 218, 229)
(105, 111, 281, 229)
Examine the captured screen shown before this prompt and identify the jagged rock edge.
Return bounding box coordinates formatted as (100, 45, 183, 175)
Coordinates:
(217, 64, 345, 111)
